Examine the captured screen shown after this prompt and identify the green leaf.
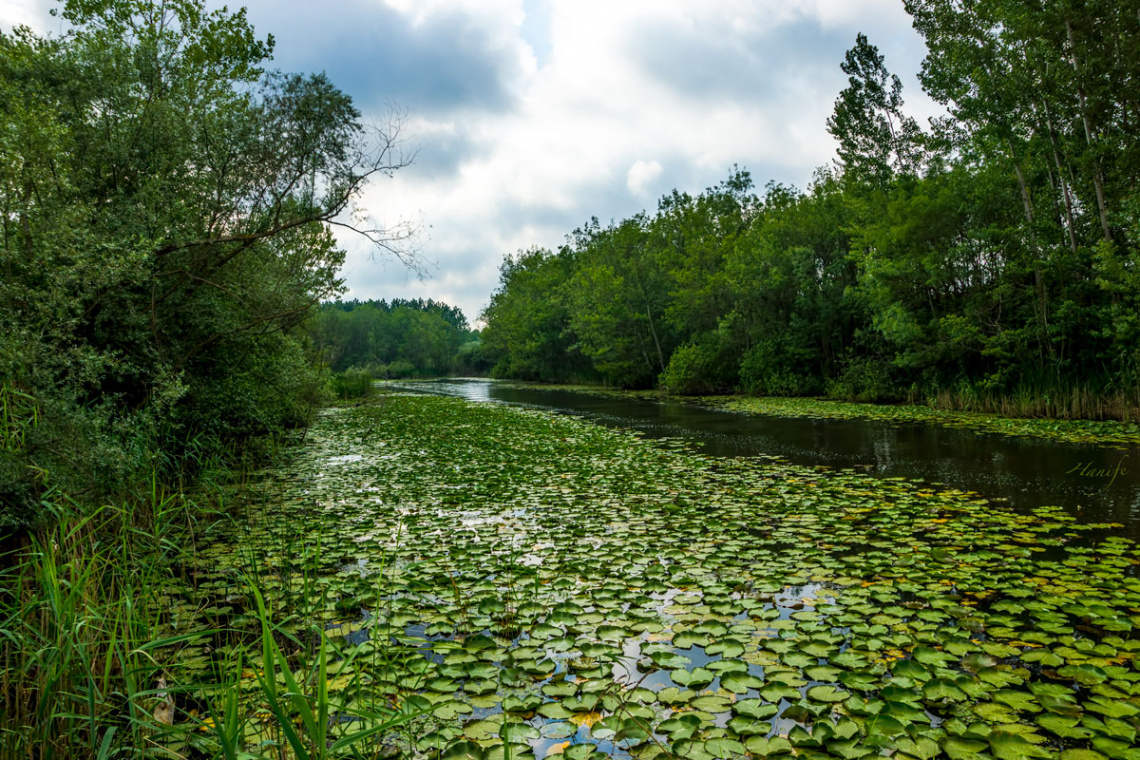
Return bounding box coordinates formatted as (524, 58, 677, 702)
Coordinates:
(988, 730, 1053, 760)
(807, 685, 850, 703)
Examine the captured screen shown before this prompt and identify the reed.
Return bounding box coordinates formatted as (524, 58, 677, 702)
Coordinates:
(921, 380, 1140, 422)
(0, 469, 421, 758)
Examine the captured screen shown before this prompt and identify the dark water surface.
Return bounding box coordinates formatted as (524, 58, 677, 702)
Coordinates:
(388, 378, 1140, 539)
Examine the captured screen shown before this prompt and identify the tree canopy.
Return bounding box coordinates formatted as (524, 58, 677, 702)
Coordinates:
(309, 298, 483, 379)
(0, 0, 415, 527)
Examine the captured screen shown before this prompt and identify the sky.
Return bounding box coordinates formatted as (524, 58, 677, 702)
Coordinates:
(3, 0, 941, 325)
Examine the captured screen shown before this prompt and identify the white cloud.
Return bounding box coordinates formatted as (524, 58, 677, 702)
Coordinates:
(0, 0, 50, 31)
(627, 160, 664, 196)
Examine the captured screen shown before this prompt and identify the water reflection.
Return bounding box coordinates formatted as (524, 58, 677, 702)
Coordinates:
(388, 378, 1140, 539)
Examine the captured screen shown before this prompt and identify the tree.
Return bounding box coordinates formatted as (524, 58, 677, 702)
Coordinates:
(0, 0, 417, 525)
(480, 248, 593, 382)
(827, 33, 924, 187)
(563, 216, 676, 387)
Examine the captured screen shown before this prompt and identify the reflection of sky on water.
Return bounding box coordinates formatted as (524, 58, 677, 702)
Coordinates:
(387, 379, 1140, 540)
(350, 555, 846, 759)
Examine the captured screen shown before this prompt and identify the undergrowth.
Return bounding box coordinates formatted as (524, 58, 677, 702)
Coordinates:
(0, 459, 421, 758)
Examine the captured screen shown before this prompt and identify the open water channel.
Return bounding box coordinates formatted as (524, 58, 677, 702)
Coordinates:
(388, 378, 1140, 540)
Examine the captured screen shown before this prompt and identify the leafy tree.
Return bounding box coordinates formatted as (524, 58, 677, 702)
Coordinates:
(827, 33, 924, 187)
(480, 248, 593, 382)
(563, 216, 677, 387)
(310, 298, 472, 376)
(0, 0, 416, 526)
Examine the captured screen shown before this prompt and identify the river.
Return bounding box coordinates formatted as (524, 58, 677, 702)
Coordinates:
(388, 378, 1140, 539)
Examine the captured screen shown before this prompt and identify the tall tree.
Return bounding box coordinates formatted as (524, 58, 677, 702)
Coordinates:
(480, 248, 591, 382)
(827, 33, 924, 187)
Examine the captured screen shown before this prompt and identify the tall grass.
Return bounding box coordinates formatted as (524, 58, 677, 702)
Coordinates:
(0, 471, 422, 758)
(0, 490, 195, 757)
(916, 379, 1140, 422)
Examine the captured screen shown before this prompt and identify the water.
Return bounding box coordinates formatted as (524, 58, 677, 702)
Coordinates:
(387, 378, 1140, 538)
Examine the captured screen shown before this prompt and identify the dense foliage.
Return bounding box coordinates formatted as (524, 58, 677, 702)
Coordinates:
(0, 0, 413, 528)
(481, 9, 1140, 419)
(309, 298, 486, 380)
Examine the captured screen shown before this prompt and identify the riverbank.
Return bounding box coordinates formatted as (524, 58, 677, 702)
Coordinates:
(481, 381, 1140, 448)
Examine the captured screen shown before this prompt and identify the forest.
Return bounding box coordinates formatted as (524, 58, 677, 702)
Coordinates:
(311, 298, 486, 385)
(480, 7, 1140, 421)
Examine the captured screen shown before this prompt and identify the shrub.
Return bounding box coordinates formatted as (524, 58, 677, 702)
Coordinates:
(660, 340, 736, 395)
(330, 368, 374, 399)
(739, 340, 822, 396)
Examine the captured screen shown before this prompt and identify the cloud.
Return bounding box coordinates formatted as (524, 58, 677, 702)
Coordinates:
(3, 0, 940, 325)
(627, 160, 664, 197)
(329, 0, 940, 322)
(237, 0, 532, 117)
(0, 0, 50, 31)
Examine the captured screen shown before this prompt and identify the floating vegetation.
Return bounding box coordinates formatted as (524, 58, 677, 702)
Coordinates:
(461, 380, 1140, 448)
(710, 397, 1140, 448)
(151, 393, 1140, 759)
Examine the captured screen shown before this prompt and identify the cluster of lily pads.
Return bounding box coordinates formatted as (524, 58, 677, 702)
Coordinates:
(157, 393, 1140, 760)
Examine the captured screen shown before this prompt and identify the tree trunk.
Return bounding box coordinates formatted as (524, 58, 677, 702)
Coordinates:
(1067, 19, 1113, 243)
(1040, 95, 1080, 253)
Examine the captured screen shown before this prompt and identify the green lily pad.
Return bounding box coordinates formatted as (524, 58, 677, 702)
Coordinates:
(433, 701, 474, 720)
(988, 730, 1053, 759)
(672, 667, 716, 688)
(807, 685, 850, 703)
(564, 744, 598, 760)
(690, 694, 732, 713)
(442, 741, 485, 760)
(463, 719, 502, 742)
(943, 737, 990, 760)
(744, 736, 793, 756)
(541, 680, 577, 698)
(733, 698, 779, 720)
(501, 722, 539, 743)
(1059, 751, 1107, 760)
(721, 671, 764, 694)
(705, 640, 745, 658)
(760, 683, 801, 702)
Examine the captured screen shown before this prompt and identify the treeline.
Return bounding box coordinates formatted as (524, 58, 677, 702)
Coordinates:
(309, 298, 487, 380)
(0, 0, 413, 529)
(481, 5, 1140, 420)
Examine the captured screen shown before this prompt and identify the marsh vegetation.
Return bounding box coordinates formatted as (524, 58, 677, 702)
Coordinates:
(9, 392, 1139, 759)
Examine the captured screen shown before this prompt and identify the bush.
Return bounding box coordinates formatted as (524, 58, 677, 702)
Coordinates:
(453, 338, 494, 376)
(825, 355, 899, 402)
(378, 357, 419, 378)
(330, 368, 375, 399)
(739, 340, 822, 396)
(660, 339, 737, 395)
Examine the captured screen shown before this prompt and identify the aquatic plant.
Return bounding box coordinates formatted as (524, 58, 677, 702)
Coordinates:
(483, 380, 1140, 447)
(109, 392, 1140, 760)
(10, 391, 1137, 757)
